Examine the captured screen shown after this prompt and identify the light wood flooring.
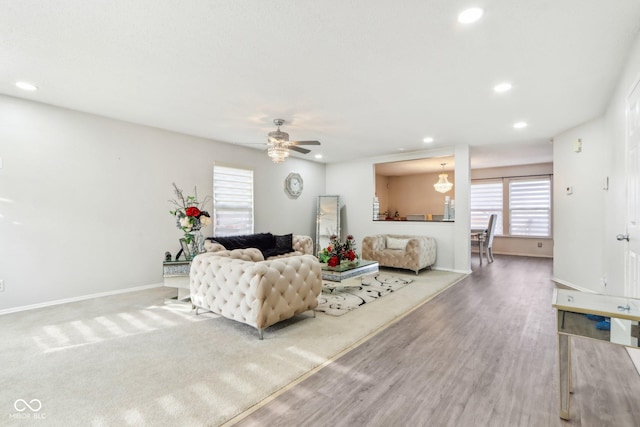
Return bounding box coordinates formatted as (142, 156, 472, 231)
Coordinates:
(233, 256, 640, 426)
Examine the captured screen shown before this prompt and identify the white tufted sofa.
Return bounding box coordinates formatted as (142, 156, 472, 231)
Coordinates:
(362, 234, 436, 274)
(190, 240, 321, 339)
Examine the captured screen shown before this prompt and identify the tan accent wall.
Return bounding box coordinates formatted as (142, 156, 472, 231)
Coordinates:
(380, 172, 456, 218)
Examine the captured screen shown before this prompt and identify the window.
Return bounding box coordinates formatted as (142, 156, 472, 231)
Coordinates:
(470, 180, 504, 235)
(470, 175, 552, 237)
(213, 164, 254, 236)
(509, 178, 551, 237)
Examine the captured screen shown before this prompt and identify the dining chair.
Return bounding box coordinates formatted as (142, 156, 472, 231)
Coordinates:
(484, 214, 497, 263)
(471, 214, 497, 264)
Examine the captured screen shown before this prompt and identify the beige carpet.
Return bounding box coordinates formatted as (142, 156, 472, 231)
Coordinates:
(1, 269, 465, 426)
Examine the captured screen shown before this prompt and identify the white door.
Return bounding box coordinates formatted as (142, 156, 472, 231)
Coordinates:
(625, 79, 640, 299)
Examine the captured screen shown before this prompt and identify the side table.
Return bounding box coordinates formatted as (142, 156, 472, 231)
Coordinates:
(552, 288, 640, 420)
(163, 260, 191, 305)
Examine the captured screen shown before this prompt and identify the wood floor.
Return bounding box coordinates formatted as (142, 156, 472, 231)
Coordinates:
(233, 256, 640, 426)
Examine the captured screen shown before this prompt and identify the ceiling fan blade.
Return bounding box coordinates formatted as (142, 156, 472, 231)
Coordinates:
(290, 140, 321, 146)
(288, 145, 311, 154)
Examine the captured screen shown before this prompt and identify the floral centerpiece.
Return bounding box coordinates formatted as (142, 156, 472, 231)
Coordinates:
(169, 182, 211, 256)
(318, 234, 358, 267)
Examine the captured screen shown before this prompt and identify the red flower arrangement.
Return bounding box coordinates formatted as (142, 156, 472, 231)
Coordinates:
(185, 206, 201, 218)
(319, 234, 358, 267)
(169, 182, 211, 244)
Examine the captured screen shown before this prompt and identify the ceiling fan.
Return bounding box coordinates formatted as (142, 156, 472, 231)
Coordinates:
(267, 119, 320, 163)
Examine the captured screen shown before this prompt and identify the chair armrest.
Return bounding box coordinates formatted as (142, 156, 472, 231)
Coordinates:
(254, 255, 321, 297)
(405, 236, 436, 266)
(362, 235, 385, 258)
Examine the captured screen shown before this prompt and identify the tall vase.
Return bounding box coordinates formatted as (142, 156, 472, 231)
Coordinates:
(186, 230, 205, 260)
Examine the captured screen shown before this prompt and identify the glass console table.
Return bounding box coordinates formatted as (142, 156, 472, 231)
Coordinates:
(552, 289, 640, 420)
(320, 259, 379, 283)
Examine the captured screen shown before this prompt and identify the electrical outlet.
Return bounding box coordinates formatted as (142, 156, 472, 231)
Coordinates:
(0, 280, 4, 292)
(537, 242, 542, 248)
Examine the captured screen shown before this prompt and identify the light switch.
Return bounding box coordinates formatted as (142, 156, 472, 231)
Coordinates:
(573, 139, 582, 153)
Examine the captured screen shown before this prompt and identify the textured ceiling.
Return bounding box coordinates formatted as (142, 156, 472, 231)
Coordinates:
(2, 1, 640, 167)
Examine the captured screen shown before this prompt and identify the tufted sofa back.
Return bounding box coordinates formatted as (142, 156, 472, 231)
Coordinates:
(292, 235, 313, 255)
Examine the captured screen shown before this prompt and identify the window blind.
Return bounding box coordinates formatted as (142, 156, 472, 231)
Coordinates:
(213, 165, 254, 236)
(509, 178, 551, 237)
(470, 181, 504, 235)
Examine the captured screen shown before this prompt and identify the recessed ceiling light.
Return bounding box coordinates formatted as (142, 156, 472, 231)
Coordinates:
(423, 137, 434, 143)
(314, 154, 323, 159)
(15, 81, 38, 91)
(494, 82, 512, 93)
(397, 148, 406, 151)
(513, 121, 528, 129)
(458, 7, 484, 24)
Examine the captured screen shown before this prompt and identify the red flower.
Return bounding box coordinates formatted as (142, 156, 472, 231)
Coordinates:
(328, 256, 340, 267)
(185, 207, 201, 217)
(347, 235, 354, 240)
(326, 245, 332, 252)
(346, 250, 356, 261)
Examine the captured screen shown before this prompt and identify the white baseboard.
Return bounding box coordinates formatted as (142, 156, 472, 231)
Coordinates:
(431, 267, 472, 275)
(0, 283, 164, 316)
(471, 250, 552, 258)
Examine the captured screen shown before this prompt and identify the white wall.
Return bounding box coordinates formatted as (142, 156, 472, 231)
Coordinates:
(553, 118, 607, 291)
(553, 31, 640, 295)
(326, 145, 471, 273)
(0, 95, 325, 311)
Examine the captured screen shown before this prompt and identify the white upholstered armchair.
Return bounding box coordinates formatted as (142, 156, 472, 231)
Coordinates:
(190, 248, 322, 339)
(362, 234, 436, 274)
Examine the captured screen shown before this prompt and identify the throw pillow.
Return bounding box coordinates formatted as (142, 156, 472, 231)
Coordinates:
(386, 236, 409, 250)
(275, 233, 293, 250)
(263, 247, 295, 258)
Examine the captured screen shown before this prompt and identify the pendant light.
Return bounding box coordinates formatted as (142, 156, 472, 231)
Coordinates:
(434, 163, 453, 194)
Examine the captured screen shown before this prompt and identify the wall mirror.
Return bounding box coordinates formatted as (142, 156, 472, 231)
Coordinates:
(316, 195, 340, 253)
(374, 156, 455, 222)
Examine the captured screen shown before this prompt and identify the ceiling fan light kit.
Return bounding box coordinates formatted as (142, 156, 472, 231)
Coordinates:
(266, 119, 321, 163)
(268, 144, 290, 163)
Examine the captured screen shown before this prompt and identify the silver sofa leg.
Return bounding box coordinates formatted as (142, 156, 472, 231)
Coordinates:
(258, 328, 264, 340)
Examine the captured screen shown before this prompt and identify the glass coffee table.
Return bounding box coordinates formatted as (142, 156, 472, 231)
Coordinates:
(320, 260, 379, 288)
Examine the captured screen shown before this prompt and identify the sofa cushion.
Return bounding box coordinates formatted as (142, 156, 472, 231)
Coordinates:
(208, 232, 276, 253)
(386, 236, 409, 250)
(275, 233, 293, 250)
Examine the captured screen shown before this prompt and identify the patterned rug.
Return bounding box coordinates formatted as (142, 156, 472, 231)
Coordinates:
(316, 274, 414, 316)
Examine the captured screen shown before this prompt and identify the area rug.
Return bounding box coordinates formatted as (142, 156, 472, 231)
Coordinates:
(0, 269, 465, 427)
(317, 274, 414, 316)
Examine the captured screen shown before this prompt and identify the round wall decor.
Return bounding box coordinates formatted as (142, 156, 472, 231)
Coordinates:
(285, 172, 303, 199)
